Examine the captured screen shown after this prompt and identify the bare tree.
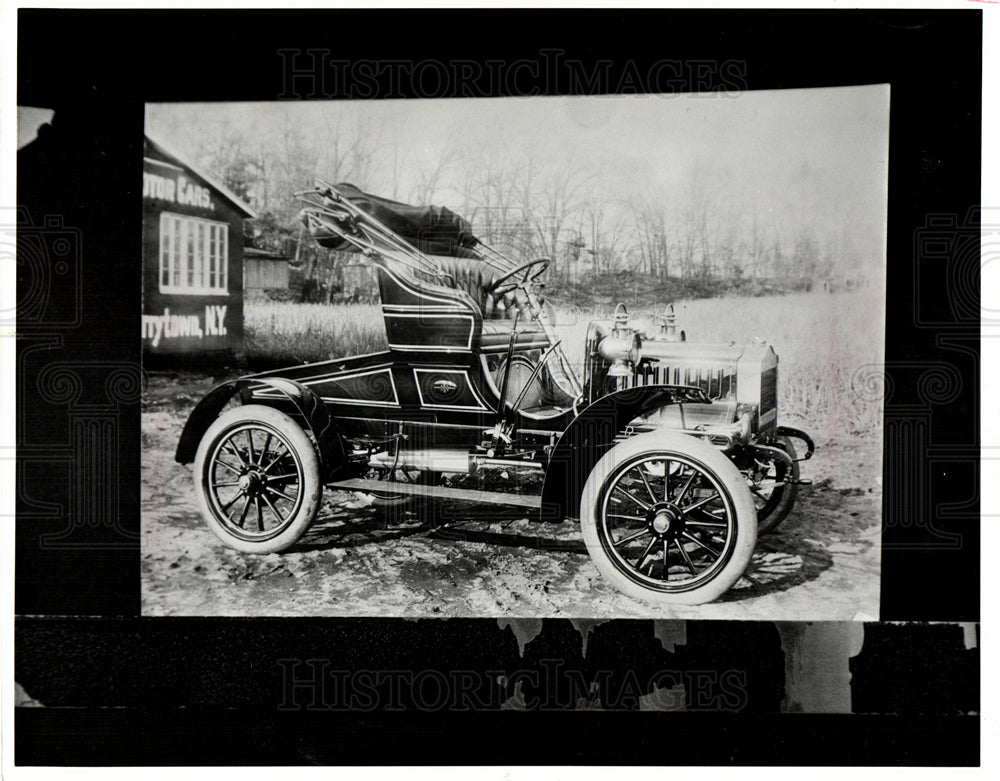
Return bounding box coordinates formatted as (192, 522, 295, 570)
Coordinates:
(584, 192, 629, 275)
(315, 109, 378, 186)
(531, 163, 592, 281)
(409, 146, 453, 205)
(464, 150, 532, 252)
(629, 191, 671, 278)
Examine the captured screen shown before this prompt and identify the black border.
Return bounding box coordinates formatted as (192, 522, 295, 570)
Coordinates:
(13, 710, 981, 766)
(15, 8, 981, 766)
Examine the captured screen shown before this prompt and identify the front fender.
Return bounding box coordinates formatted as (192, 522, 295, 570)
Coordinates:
(175, 376, 348, 479)
(539, 384, 711, 522)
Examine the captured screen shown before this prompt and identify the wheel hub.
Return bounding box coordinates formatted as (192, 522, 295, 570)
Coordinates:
(647, 503, 685, 539)
(238, 471, 264, 497)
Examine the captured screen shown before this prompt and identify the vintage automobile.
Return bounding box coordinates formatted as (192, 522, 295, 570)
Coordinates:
(175, 182, 814, 605)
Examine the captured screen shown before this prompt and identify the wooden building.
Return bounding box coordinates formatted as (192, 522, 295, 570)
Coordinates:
(141, 136, 255, 356)
(244, 247, 291, 294)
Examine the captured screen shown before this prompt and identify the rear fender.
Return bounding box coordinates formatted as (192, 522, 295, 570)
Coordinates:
(539, 385, 712, 522)
(175, 377, 349, 479)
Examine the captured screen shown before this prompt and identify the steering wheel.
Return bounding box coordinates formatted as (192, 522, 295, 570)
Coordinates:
(489, 257, 550, 296)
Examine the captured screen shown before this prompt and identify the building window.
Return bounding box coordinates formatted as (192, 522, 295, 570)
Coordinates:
(159, 212, 228, 294)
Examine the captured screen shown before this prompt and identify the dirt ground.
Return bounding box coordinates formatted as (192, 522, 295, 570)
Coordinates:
(141, 370, 882, 620)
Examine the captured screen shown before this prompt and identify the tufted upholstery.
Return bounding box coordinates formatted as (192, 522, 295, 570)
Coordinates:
(479, 322, 549, 352)
(426, 255, 539, 321)
(423, 255, 500, 315)
(415, 255, 549, 353)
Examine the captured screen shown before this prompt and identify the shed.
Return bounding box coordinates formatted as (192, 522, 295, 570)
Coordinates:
(141, 135, 256, 356)
(244, 246, 291, 291)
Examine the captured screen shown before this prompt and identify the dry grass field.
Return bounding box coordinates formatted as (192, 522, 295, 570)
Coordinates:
(243, 301, 386, 364)
(623, 288, 885, 443)
(244, 287, 885, 446)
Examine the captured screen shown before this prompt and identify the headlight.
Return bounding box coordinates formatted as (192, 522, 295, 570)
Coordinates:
(599, 332, 642, 376)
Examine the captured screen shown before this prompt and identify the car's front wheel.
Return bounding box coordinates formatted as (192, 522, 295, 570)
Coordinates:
(193, 404, 323, 553)
(580, 431, 757, 605)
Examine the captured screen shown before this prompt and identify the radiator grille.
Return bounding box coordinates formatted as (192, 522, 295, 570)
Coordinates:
(634, 362, 737, 400)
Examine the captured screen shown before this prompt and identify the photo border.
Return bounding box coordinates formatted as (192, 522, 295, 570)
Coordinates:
(10, 6, 982, 767)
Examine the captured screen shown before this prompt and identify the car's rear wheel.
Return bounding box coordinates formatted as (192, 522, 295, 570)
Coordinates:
(580, 431, 756, 605)
(194, 405, 323, 553)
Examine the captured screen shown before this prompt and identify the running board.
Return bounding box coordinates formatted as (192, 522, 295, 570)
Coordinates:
(328, 477, 541, 509)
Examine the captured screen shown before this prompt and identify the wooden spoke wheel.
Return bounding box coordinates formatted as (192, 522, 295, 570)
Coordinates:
(580, 431, 756, 605)
(194, 405, 323, 553)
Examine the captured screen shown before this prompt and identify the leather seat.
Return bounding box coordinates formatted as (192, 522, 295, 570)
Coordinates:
(425, 256, 550, 352)
(427, 256, 511, 319)
(480, 321, 549, 352)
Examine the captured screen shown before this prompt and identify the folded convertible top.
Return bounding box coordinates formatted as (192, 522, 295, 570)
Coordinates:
(308, 182, 480, 258)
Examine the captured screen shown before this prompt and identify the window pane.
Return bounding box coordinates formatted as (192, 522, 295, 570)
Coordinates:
(219, 227, 227, 289)
(160, 217, 171, 287)
(197, 222, 205, 290)
(187, 223, 195, 287)
(173, 219, 181, 287)
(209, 225, 216, 288)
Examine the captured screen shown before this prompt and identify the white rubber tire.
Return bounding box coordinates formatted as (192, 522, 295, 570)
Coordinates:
(580, 430, 757, 606)
(193, 404, 323, 554)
